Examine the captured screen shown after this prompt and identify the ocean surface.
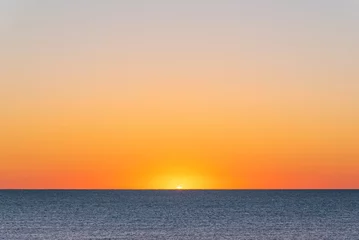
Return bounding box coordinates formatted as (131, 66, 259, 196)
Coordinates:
(0, 190, 358, 240)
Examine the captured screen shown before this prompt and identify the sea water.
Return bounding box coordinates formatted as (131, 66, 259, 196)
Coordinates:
(0, 190, 358, 239)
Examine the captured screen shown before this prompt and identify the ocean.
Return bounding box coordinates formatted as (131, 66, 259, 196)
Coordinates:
(0, 190, 358, 239)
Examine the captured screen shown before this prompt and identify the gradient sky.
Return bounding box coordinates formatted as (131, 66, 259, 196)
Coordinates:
(1, 1, 359, 189)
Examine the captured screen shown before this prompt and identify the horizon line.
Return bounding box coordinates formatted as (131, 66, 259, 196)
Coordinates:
(1, 188, 358, 191)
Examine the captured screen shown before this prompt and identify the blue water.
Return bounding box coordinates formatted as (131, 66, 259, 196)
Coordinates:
(0, 190, 358, 239)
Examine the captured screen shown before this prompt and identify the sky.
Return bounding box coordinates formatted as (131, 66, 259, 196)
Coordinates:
(1, 1, 359, 189)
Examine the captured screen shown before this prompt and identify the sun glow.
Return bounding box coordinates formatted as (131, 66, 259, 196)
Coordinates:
(176, 185, 183, 190)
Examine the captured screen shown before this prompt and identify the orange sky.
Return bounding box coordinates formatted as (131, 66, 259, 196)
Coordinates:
(1, 1, 359, 189)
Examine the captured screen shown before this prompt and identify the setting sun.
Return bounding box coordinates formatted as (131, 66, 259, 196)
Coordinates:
(176, 185, 183, 190)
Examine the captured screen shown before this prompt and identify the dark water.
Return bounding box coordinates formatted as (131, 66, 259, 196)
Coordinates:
(0, 190, 358, 240)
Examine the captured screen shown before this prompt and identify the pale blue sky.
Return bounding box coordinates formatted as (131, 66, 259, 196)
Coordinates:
(1, 1, 358, 104)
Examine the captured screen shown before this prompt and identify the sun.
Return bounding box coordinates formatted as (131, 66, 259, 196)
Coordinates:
(176, 185, 183, 190)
